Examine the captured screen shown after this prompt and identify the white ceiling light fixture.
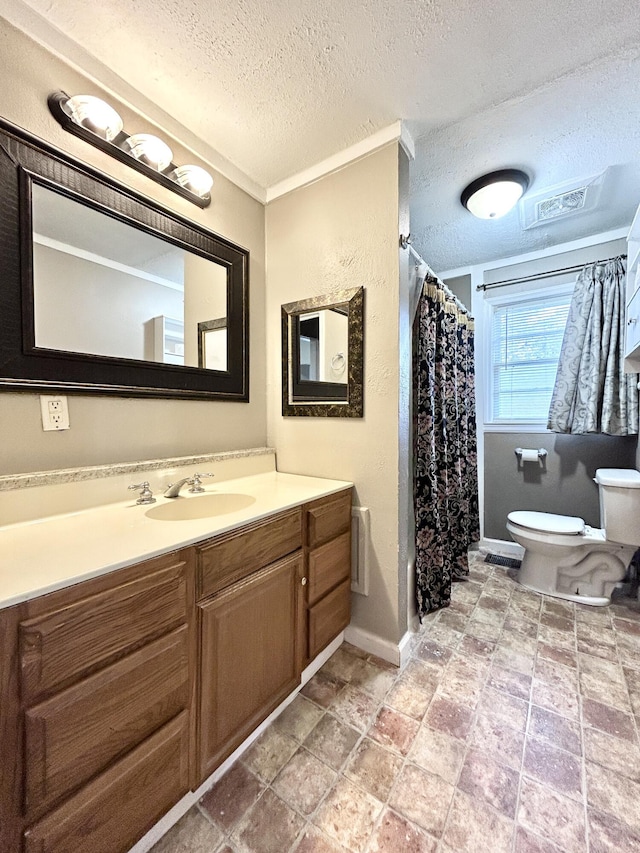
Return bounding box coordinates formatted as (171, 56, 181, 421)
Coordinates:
(48, 91, 213, 208)
(461, 169, 530, 220)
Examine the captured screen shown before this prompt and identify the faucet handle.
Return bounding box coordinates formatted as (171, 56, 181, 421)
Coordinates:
(189, 472, 214, 493)
(128, 481, 156, 505)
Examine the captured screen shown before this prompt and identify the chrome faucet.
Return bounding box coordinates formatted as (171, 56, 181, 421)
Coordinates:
(163, 472, 214, 498)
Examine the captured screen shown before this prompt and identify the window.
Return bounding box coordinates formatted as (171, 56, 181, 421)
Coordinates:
(488, 288, 573, 423)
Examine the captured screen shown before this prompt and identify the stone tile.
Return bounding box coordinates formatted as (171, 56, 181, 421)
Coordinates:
(578, 652, 626, 684)
(471, 605, 506, 628)
(582, 697, 637, 742)
(241, 727, 299, 783)
(273, 695, 325, 742)
(414, 638, 453, 667)
(577, 636, 619, 661)
(295, 826, 345, 853)
(614, 616, 640, 635)
(458, 634, 496, 658)
(624, 665, 640, 715)
(368, 705, 419, 756)
(536, 641, 577, 669)
(437, 608, 469, 633)
(471, 713, 525, 770)
(409, 724, 466, 784)
(542, 598, 575, 618)
(587, 807, 640, 853)
(313, 776, 382, 852)
(330, 684, 380, 732)
(423, 623, 463, 649)
(517, 777, 585, 851)
(493, 646, 535, 676)
(451, 580, 484, 606)
(576, 606, 612, 627)
(343, 737, 403, 802)
(388, 764, 454, 838)
(523, 737, 583, 800)
(534, 658, 579, 693)
(349, 658, 397, 701)
(504, 614, 538, 638)
(457, 748, 520, 818)
(536, 624, 576, 650)
(404, 659, 443, 693)
(200, 762, 264, 833)
(385, 674, 434, 720)
(367, 808, 437, 853)
(232, 789, 305, 853)
(477, 686, 529, 731)
(442, 789, 514, 853)
(615, 633, 640, 668)
(342, 641, 369, 659)
(477, 594, 510, 613)
(531, 680, 580, 721)
(272, 747, 336, 816)
(303, 713, 360, 771)
(301, 670, 346, 708)
(584, 727, 640, 782)
(464, 617, 502, 642)
(579, 669, 631, 711)
(488, 663, 532, 700)
(435, 658, 487, 708)
(149, 809, 223, 853)
(423, 694, 474, 740)
(321, 647, 363, 682)
(529, 705, 581, 755)
(585, 760, 640, 833)
(514, 826, 565, 853)
(539, 610, 574, 633)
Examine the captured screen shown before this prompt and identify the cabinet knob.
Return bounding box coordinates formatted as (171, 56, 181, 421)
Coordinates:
(301, 577, 308, 586)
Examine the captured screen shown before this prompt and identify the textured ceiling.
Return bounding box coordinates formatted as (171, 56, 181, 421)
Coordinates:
(5, 0, 640, 267)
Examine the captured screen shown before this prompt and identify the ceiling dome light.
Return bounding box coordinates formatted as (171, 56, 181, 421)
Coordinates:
(124, 133, 173, 171)
(65, 95, 123, 141)
(172, 165, 214, 198)
(461, 169, 530, 220)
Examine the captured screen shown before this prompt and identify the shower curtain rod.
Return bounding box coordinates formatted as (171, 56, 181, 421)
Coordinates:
(400, 234, 469, 314)
(476, 253, 627, 292)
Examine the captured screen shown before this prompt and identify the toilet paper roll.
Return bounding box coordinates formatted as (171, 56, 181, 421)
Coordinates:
(519, 448, 539, 463)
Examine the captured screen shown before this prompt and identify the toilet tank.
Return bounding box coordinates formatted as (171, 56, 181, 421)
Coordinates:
(596, 468, 640, 545)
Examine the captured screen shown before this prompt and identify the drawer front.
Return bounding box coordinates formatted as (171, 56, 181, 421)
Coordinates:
(20, 556, 188, 703)
(308, 530, 351, 606)
(23, 712, 190, 853)
(24, 627, 190, 817)
(308, 578, 351, 659)
(198, 508, 302, 599)
(306, 490, 352, 550)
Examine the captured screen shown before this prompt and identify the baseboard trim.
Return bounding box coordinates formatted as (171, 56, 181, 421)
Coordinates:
(480, 537, 525, 559)
(128, 632, 345, 853)
(344, 624, 405, 667)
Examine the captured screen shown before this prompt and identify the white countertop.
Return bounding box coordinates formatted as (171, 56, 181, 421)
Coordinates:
(0, 471, 352, 610)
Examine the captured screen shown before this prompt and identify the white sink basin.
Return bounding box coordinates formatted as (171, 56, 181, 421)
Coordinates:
(145, 493, 256, 521)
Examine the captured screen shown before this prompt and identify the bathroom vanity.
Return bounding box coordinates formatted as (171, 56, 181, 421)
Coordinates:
(0, 463, 352, 853)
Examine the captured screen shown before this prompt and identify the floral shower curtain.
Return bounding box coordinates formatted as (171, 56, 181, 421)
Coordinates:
(547, 256, 638, 435)
(413, 275, 480, 619)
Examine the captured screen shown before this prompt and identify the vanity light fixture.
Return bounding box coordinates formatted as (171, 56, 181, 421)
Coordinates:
(460, 169, 529, 220)
(48, 91, 213, 208)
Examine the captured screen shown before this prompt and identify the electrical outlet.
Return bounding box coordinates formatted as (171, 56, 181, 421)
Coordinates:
(40, 395, 70, 431)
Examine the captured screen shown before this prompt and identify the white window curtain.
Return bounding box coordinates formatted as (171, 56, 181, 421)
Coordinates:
(547, 256, 638, 435)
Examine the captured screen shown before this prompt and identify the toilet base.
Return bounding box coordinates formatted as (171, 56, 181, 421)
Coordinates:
(515, 576, 610, 607)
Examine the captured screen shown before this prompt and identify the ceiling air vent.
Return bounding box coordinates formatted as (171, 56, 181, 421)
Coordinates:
(520, 172, 605, 230)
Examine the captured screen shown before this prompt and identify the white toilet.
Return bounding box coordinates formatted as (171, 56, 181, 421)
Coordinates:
(506, 468, 640, 606)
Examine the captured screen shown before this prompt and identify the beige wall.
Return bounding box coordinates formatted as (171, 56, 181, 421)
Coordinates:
(0, 22, 266, 475)
(266, 144, 407, 645)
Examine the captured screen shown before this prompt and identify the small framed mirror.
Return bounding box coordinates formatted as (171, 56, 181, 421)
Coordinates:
(281, 286, 364, 417)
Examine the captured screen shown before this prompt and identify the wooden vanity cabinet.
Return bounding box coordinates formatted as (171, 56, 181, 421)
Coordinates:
(0, 550, 196, 853)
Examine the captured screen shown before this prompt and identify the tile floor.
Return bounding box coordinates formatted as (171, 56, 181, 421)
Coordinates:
(151, 552, 640, 853)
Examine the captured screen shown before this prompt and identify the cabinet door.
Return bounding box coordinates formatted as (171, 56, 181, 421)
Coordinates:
(198, 553, 303, 781)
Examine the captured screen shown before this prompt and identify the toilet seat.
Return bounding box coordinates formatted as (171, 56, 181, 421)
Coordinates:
(507, 510, 585, 535)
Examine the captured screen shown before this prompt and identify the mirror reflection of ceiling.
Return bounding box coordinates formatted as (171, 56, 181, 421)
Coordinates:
(7, 0, 640, 267)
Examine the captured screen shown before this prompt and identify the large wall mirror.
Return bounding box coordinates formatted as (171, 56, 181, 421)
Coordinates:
(0, 119, 249, 400)
(281, 286, 364, 417)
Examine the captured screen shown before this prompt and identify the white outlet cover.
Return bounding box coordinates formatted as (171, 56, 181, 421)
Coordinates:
(40, 395, 70, 431)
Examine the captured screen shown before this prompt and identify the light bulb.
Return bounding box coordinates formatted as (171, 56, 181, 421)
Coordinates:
(65, 95, 123, 141)
(172, 165, 213, 197)
(124, 133, 173, 171)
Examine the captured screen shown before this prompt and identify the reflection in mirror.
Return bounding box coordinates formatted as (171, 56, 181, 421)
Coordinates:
(198, 318, 227, 370)
(298, 308, 348, 385)
(281, 286, 364, 418)
(31, 184, 228, 370)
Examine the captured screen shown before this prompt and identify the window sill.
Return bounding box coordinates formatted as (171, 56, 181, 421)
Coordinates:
(483, 423, 552, 434)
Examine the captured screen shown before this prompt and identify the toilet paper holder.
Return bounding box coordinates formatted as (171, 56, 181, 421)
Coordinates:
(515, 447, 548, 469)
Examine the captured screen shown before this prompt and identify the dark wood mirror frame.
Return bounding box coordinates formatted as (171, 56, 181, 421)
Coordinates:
(281, 286, 364, 418)
(0, 118, 249, 400)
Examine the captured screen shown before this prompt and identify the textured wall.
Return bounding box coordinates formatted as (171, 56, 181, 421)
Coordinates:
(265, 144, 404, 646)
(0, 22, 266, 475)
(484, 432, 638, 540)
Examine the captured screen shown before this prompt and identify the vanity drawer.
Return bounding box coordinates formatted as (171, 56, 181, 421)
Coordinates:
(19, 554, 189, 702)
(308, 578, 351, 659)
(308, 531, 351, 606)
(23, 711, 190, 853)
(197, 508, 302, 599)
(306, 490, 352, 550)
(24, 627, 190, 817)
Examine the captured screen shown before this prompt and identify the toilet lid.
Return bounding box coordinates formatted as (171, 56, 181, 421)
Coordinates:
(508, 510, 585, 535)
